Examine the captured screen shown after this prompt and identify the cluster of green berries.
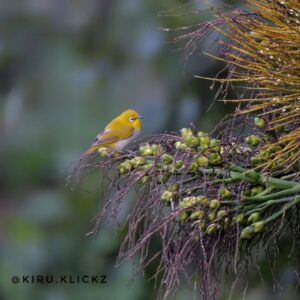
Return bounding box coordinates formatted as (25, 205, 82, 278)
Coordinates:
(159, 181, 268, 239)
(175, 129, 222, 168)
(119, 156, 147, 174)
(247, 117, 299, 169)
(115, 123, 278, 240)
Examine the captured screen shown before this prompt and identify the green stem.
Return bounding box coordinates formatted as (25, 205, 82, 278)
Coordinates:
(245, 198, 293, 215)
(244, 185, 300, 202)
(212, 177, 241, 184)
(200, 166, 299, 190)
(263, 196, 300, 225)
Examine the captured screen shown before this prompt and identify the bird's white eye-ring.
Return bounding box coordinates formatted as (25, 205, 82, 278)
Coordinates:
(129, 117, 135, 123)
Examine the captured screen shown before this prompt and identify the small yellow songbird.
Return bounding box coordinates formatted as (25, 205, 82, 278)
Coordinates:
(82, 109, 142, 156)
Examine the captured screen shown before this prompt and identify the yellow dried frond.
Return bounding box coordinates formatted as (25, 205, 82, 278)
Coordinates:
(199, 0, 300, 171)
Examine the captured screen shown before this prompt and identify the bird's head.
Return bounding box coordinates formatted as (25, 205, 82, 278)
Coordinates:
(119, 109, 142, 129)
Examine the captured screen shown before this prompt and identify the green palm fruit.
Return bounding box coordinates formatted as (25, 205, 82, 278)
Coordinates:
(161, 190, 173, 204)
(175, 160, 185, 170)
(245, 135, 261, 146)
(245, 170, 260, 182)
(174, 141, 189, 151)
(177, 212, 188, 222)
(233, 213, 245, 224)
(199, 136, 210, 149)
(247, 212, 261, 224)
(139, 175, 149, 184)
(250, 186, 264, 196)
(240, 226, 255, 239)
(188, 162, 199, 173)
(185, 136, 199, 147)
(197, 196, 210, 206)
(162, 154, 173, 164)
(139, 145, 153, 156)
(219, 187, 232, 199)
(197, 131, 208, 138)
(208, 211, 217, 222)
(209, 153, 222, 165)
(254, 117, 266, 129)
(252, 221, 264, 233)
(170, 183, 179, 192)
(181, 128, 193, 138)
(196, 156, 209, 167)
(217, 210, 227, 219)
(190, 210, 205, 220)
(98, 147, 108, 157)
(210, 199, 221, 209)
(206, 223, 220, 234)
(210, 139, 221, 152)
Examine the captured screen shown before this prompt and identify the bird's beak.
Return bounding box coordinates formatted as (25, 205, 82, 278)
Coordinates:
(137, 115, 143, 119)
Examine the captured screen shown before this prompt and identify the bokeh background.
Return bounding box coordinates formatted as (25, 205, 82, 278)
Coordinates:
(1, 1, 293, 300)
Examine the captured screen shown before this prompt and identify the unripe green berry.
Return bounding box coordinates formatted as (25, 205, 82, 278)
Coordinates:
(210, 199, 221, 209)
(139, 175, 149, 184)
(169, 183, 179, 192)
(259, 150, 270, 161)
(130, 156, 145, 168)
(175, 160, 185, 170)
(206, 223, 220, 234)
(174, 141, 189, 151)
(250, 186, 264, 196)
(151, 144, 159, 153)
(185, 136, 199, 147)
(210, 139, 221, 152)
(161, 190, 173, 203)
(177, 212, 188, 222)
(196, 156, 209, 167)
(119, 160, 132, 173)
(197, 196, 210, 206)
(245, 170, 260, 182)
(245, 135, 261, 146)
(254, 117, 266, 129)
(180, 128, 193, 138)
(119, 167, 127, 175)
(209, 153, 222, 165)
(197, 131, 208, 138)
(234, 213, 245, 224)
(219, 187, 232, 199)
(217, 210, 227, 219)
(252, 221, 264, 233)
(247, 212, 261, 224)
(199, 136, 210, 149)
(240, 226, 255, 239)
(250, 155, 261, 165)
(139, 145, 153, 156)
(188, 162, 198, 173)
(190, 210, 205, 220)
(208, 211, 217, 222)
(162, 154, 173, 164)
(98, 147, 108, 157)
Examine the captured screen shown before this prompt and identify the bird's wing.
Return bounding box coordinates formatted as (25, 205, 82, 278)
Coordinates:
(91, 126, 134, 147)
(81, 126, 134, 157)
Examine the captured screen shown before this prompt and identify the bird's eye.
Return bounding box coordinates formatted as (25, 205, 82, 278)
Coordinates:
(129, 117, 135, 123)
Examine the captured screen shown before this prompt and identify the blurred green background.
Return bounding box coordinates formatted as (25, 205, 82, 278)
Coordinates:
(1, 1, 295, 300)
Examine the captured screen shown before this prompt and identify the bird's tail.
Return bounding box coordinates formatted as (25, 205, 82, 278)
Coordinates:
(81, 145, 99, 158)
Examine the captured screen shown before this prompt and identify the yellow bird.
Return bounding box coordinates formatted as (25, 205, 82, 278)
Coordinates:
(82, 109, 142, 156)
